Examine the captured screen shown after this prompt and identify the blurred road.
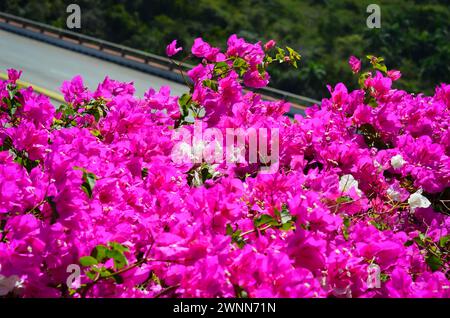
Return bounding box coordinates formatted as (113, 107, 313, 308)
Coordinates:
(0, 29, 188, 97)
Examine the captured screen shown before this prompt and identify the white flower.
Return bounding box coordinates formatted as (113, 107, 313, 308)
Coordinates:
(0, 274, 21, 296)
(170, 141, 192, 164)
(408, 189, 431, 211)
(391, 154, 405, 169)
(191, 140, 207, 163)
(387, 187, 401, 202)
(339, 174, 362, 196)
(203, 139, 224, 164)
(171, 141, 206, 164)
(373, 159, 383, 173)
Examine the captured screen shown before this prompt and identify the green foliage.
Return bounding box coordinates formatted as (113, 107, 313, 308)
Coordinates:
(367, 55, 388, 74)
(0, 135, 40, 173)
(73, 166, 98, 199)
(187, 163, 220, 187)
(79, 241, 130, 284)
(405, 233, 450, 274)
(233, 285, 249, 298)
(357, 123, 390, 150)
(176, 93, 201, 127)
(336, 196, 353, 204)
(227, 205, 295, 248)
(253, 205, 296, 231)
(53, 98, 108, 129)
(342, 216, 351, 240)
(226, 224, 246, 248)
(79, 256, 98, 266)
(231, 58, 248, 77)
(141, 167, 149, 179)
(0, 81, 23, 122)
(83, 98, 109, 122)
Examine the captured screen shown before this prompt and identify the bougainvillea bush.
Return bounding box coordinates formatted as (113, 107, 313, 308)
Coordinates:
(0, 35, 449, 298)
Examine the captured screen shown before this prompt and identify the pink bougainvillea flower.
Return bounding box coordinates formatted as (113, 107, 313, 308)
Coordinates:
(7, 68, 22, 83)
(264, 40, 276, 51)
(387, 69, 402, 81)
(0, 34, 449, 298)
(364, 71, 392, 97)
(348, 56, 361, 73)
(166, 40, 183, 57)
(191, 37, 213, 58)
(243, 69, 269, 88)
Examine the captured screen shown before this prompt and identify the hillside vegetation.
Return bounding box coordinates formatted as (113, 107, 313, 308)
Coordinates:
(1, 0, 449, 99)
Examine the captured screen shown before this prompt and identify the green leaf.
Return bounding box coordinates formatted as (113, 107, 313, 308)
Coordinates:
(358, 123, 388, 149)
(109, 242, 130, 253)
(367, 55, 383, 64)
(439, 235, 450, 248)
(99, 267, 114, 278)
(111, 274, 124, 284)
(254, 214, 276, 227)
(280, 222, 295, 231)
(265, 56, 273, 64)
(214, 61, 230, 76)
(215, 61, 229, 69)
(286, 46, 301, 61)
(343, 217, 351, 228)
(46, 196, 59, 224)
(141, 167, 149, 179)
(85, 172, 97, 195)
(232, 57, 249, 76)
(226, 224, 233, 236)
(90, 129, 102, 138)
(91, 245, 109, 263)
(86, 270, 98, 280)
(234, 285, 249, 298)
(275, 47, 285, 61)
(226, 225, 246, 248)
(404, 240, 414, 247)
(202, 79, 218, 91)
(380, 273, 390, 282)
(426, 254, 443, 272)
(106, 249, 128, 270)
(232, 234, 246, 249)
(342, 216, 351, 240)
(337, 196, 353, 204)
(178, 93, 192, 117)
(74, 167, 98, 199)
(374, 63, 387, 73)
(187, 164, 218, 187)
(413, 236, 425, 247)
(358, 72, 371, 89)
(273, 207, 281, 219)
(79, 256, 98, 267)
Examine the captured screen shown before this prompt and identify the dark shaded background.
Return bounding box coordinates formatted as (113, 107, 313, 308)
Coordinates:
(1, 0, 449, 99)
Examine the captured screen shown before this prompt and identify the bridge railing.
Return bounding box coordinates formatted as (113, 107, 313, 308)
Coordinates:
(0, 11, 321, 109)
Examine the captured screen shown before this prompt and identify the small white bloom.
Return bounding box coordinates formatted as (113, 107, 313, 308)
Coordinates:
(373, 159, 383, 173)
(203, 140, 223, 164)
(339, 174, 362, 196)
(191, 140, 206, 162)
(408, 189, 431, 211)
(391, 154, 405, 169)
(171, 141, 207, 164)
(0, 274, 21, 296)
(387, 187, 401, 202)
(171, 141, 192, 163)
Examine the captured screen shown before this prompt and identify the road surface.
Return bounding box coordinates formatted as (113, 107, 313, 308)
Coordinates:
(0, 29, 188, 97)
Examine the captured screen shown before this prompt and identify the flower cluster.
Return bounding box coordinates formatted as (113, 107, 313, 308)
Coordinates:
(0, 36, 449, 298)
